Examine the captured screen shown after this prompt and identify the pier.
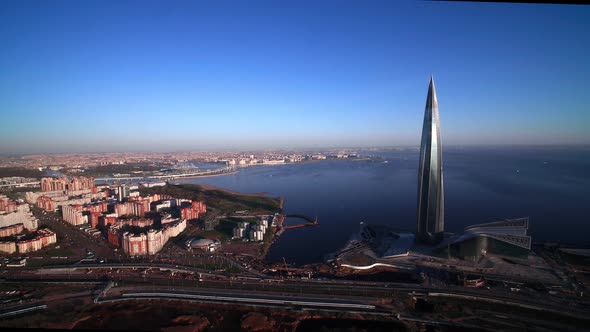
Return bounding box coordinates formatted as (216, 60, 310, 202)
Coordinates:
(282, 221, 319, 230)
(280, 214, 319, 230)
(262, 214, 319, 260)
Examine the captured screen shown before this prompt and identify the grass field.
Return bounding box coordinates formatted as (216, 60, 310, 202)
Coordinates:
(40, 244, 76, 257)
(0, 167, 44, 179)
(140, 184, 282, 215)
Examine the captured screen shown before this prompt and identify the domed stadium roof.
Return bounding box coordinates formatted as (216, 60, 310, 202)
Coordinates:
(190, 238, 215, 248)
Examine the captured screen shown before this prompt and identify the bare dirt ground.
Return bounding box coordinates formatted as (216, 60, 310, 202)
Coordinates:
(219, 242, 262, 257)
(0, 299, 405, 332)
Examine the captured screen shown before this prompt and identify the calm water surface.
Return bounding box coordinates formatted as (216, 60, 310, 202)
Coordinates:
(178, 147, 590, 265)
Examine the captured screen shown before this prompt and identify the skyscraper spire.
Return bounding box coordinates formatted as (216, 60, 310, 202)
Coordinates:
(416, 76, 444, 244)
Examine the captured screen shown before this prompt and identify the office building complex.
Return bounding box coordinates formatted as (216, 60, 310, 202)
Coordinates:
(416, 76, 445, 244)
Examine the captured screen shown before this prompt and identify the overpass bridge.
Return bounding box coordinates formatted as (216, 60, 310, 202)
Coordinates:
(95, 167, 236, 182)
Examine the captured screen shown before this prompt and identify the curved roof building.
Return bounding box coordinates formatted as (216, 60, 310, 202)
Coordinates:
(435, 217, 531, 262)
(189, 238, 219, 251)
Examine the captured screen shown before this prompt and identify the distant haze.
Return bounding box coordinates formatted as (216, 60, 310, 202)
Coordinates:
(1, 1, 589, 154)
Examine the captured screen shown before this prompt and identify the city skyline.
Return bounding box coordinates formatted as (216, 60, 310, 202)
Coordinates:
(1, 1, 589, 154)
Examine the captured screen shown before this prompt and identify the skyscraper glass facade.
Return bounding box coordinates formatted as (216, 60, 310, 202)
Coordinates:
(416, 76, 444, 244)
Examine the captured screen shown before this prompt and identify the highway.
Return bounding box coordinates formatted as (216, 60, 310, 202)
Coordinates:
(14, 263, 565, 306)
(427, 291, 590, 321)
(0, 304, 47, 318)
(32, 207, 116, 260)
(3, 266, 589, 322)
(2, 265, 589, 332)
(115, 290, 379, 312)
(0, 182, 40, 188)
(95, 167, 236, 181)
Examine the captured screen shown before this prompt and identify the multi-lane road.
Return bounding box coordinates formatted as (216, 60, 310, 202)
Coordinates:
(11, 208, 587, 330)
(2, 263, 590, 332)
(32, 207, 116, 260)
(2, 263, 589, 321)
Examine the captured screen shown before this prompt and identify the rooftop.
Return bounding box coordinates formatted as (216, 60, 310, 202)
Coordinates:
(437, 217, 531, 250)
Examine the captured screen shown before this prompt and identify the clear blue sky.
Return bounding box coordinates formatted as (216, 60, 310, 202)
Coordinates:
(0, 1, 589, 154)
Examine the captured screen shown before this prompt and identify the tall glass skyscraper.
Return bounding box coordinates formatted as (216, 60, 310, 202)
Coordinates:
(416, 76, 444, 244)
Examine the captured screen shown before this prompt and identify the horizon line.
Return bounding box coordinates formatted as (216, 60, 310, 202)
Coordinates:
(1, 143, 590, 157)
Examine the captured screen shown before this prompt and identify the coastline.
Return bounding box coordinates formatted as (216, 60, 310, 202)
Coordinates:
(190, 182, 274, 199)
(96, 170, 240, 184)
(169, 170, 239, 180)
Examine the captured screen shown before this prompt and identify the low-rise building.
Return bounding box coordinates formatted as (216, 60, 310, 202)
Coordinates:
(37, 228, 57, 246)
(0, 223, 24, 238)
(0, 241, 16, 254)
(15, 228, 56, 253)
(189, 238, 220, 252)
